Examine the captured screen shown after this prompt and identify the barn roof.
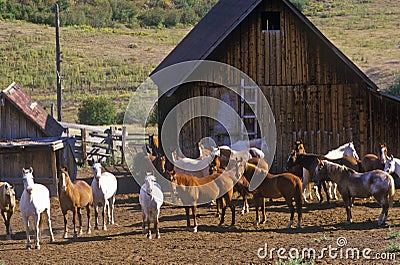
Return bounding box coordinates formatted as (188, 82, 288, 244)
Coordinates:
(1, 82, 65, 137)
(151, 0, 380, 92)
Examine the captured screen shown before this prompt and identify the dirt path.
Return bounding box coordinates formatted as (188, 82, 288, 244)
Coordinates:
(1, 175, 400, 264)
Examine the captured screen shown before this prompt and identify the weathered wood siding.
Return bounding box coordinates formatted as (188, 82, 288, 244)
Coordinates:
(158, 0, 399, 172)
(0, 99, 45, 140)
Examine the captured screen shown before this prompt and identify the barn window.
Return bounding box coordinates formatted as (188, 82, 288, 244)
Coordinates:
(262, 11, 280, 31)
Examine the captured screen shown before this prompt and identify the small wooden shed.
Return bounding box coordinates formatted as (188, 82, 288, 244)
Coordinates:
(153, 0, 400, 172)
(0, 82, 76, 197)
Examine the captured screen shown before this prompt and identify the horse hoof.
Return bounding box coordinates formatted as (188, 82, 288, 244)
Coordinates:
(192, 227, 198, 233)
(147, 234, 152, 239)
(35, 245, 40, 250)
(215, 213, 220, 218)
(253, 221, 259, 227)
(94, 226, 99, 230)
(87, 229, 92, 234)
(26, 245, 31, 250)
(103, 226, 107, 231)
(63, 233, 68, 239)
(6, 235, 12, 240)
(156, 234, 161, 239)
(73, 234, 78, 239)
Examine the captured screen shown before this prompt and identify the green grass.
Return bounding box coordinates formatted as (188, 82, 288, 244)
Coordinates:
(385, 227, 400, 240)
(384, 241, 400, 253)
(0, 0, 399, 122)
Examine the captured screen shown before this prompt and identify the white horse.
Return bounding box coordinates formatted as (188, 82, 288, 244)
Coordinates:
(172, 149, 220, 178)
(20, 167, 54, 249)
(139, 173, 163, 239)
(324, 142, 359, 160)
(384, 155, 400, 177)
(91, 162, 118, 231)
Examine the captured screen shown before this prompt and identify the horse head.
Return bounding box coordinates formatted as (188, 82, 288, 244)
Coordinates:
(92, 162, 102, 180)
(294, 140, 306, 154)
(384, 155, 396, 174)
(286, 150, 297, 170)
(166, 169, 177, 193)
(3, 183, 16, 209)
(59, 167, 70, 192)
(22, 167, 34, 194)
(235, 159, 246, 180)
(343, 142, 359, 160)
(379, 144, 388, 164)
(145, 173, 156, 195)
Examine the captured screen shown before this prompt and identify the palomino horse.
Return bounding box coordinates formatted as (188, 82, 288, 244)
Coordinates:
(139, 173, 163, 239)
(91, 162, 118, 231)
(316, 160, 395, 225)
(20, 168, 55, 249)
(171, 148, 220, 178)
(59, 167, 92, 238)
(0, 182, 15, 240)
(167, 169, 236, 232)
(235, 160, 303, 228)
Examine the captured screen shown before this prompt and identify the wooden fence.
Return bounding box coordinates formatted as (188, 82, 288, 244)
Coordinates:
(61, 122, 150, 166)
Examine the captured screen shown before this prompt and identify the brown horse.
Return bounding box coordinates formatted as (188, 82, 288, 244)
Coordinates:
(146, 134, 159, 156)
(167, 169, 236, 232)
(0, 182, 15, 240)
(360, 144, 387, 172)
(59, 167, 93, 238)
(236, 160, 303, 228)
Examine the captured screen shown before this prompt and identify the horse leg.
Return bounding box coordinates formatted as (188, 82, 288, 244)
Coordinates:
(46, 209, 55, 243)
(215, 198, 221, 218)
(260, 198, 266, 224)
(94, 203, 99, 230)
(240, 190, 249, 215)
(296, 196, 303, 228)
(72, 208, 78, 238)
(332, 182, 338, 200)
(141, 211, 146, 234)
(22, 214, 31, 249)
(377, 195, 389, 226)
(33, 213, 40, 250)
(314, 184, 321, 203)
(103, 200, 109, 231)
(286, 198, 295, 229)
(77, 207, 83, 235)
(1, 211, 11, 240)
(109, 196, 115, 225)
(321, 181, 330, 204)
(253, 196, 262, 226)
(155, 209, 161, 239)
(343, 196, 352, 225)
(218, 198, 226, 226)
(147, 212, 152, 239)
(185, 207, 191, 229)
(63, 211, 68, 239)
(192, 206, 198, 233)
(86, 204, 92, 234)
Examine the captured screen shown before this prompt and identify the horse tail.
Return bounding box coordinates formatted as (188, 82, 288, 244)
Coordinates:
(39, 211, 47, 232)
(388, 175, 396, 207)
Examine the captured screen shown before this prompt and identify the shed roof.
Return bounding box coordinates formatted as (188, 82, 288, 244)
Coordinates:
(151, 0, 381, 93)
(1, 82, 65, 137)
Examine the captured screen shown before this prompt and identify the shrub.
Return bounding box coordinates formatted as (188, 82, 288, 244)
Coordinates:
(78, 96, 116, 125)
(386, 77, 400, 98)
(290, 0, 309, 12)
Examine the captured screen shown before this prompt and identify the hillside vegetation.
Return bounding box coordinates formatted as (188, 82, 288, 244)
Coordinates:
(0, 0, 399, 123)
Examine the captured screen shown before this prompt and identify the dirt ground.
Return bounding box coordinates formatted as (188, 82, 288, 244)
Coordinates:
(1, 167, 400, 265)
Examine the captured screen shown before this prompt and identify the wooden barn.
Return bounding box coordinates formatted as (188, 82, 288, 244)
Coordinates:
(153, 0, 400, 172)
(0, 82, 76, 197)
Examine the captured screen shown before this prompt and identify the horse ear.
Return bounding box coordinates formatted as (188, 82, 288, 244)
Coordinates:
(29, 167, 33, 173)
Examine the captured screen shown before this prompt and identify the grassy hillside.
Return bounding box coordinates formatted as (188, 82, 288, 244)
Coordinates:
(0, 0, 399, 123)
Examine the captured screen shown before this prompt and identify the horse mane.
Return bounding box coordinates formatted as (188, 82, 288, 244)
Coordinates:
(325, 160, 356, 175)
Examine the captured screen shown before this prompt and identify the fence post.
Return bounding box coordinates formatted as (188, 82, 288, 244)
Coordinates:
(81, 128, 87, 166)
(121, 126, 127, 165)
(107, 126, 116, 163)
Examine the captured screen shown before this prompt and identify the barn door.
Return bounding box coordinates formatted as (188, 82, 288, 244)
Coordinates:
(239, 78, 258, 139)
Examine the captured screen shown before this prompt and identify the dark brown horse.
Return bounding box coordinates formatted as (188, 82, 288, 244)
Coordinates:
(167, 169, 236, 232)
(59, 167, 93, 239)
(236, 160, 303, 228)
(146, 134, 159, 156)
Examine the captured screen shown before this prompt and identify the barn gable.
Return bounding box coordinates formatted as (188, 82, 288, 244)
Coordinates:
(154, 0, 400, 172)
(0, 82, 64, 140)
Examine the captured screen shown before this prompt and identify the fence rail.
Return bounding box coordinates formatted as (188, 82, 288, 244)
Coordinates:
(61, 122, 151, 165)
